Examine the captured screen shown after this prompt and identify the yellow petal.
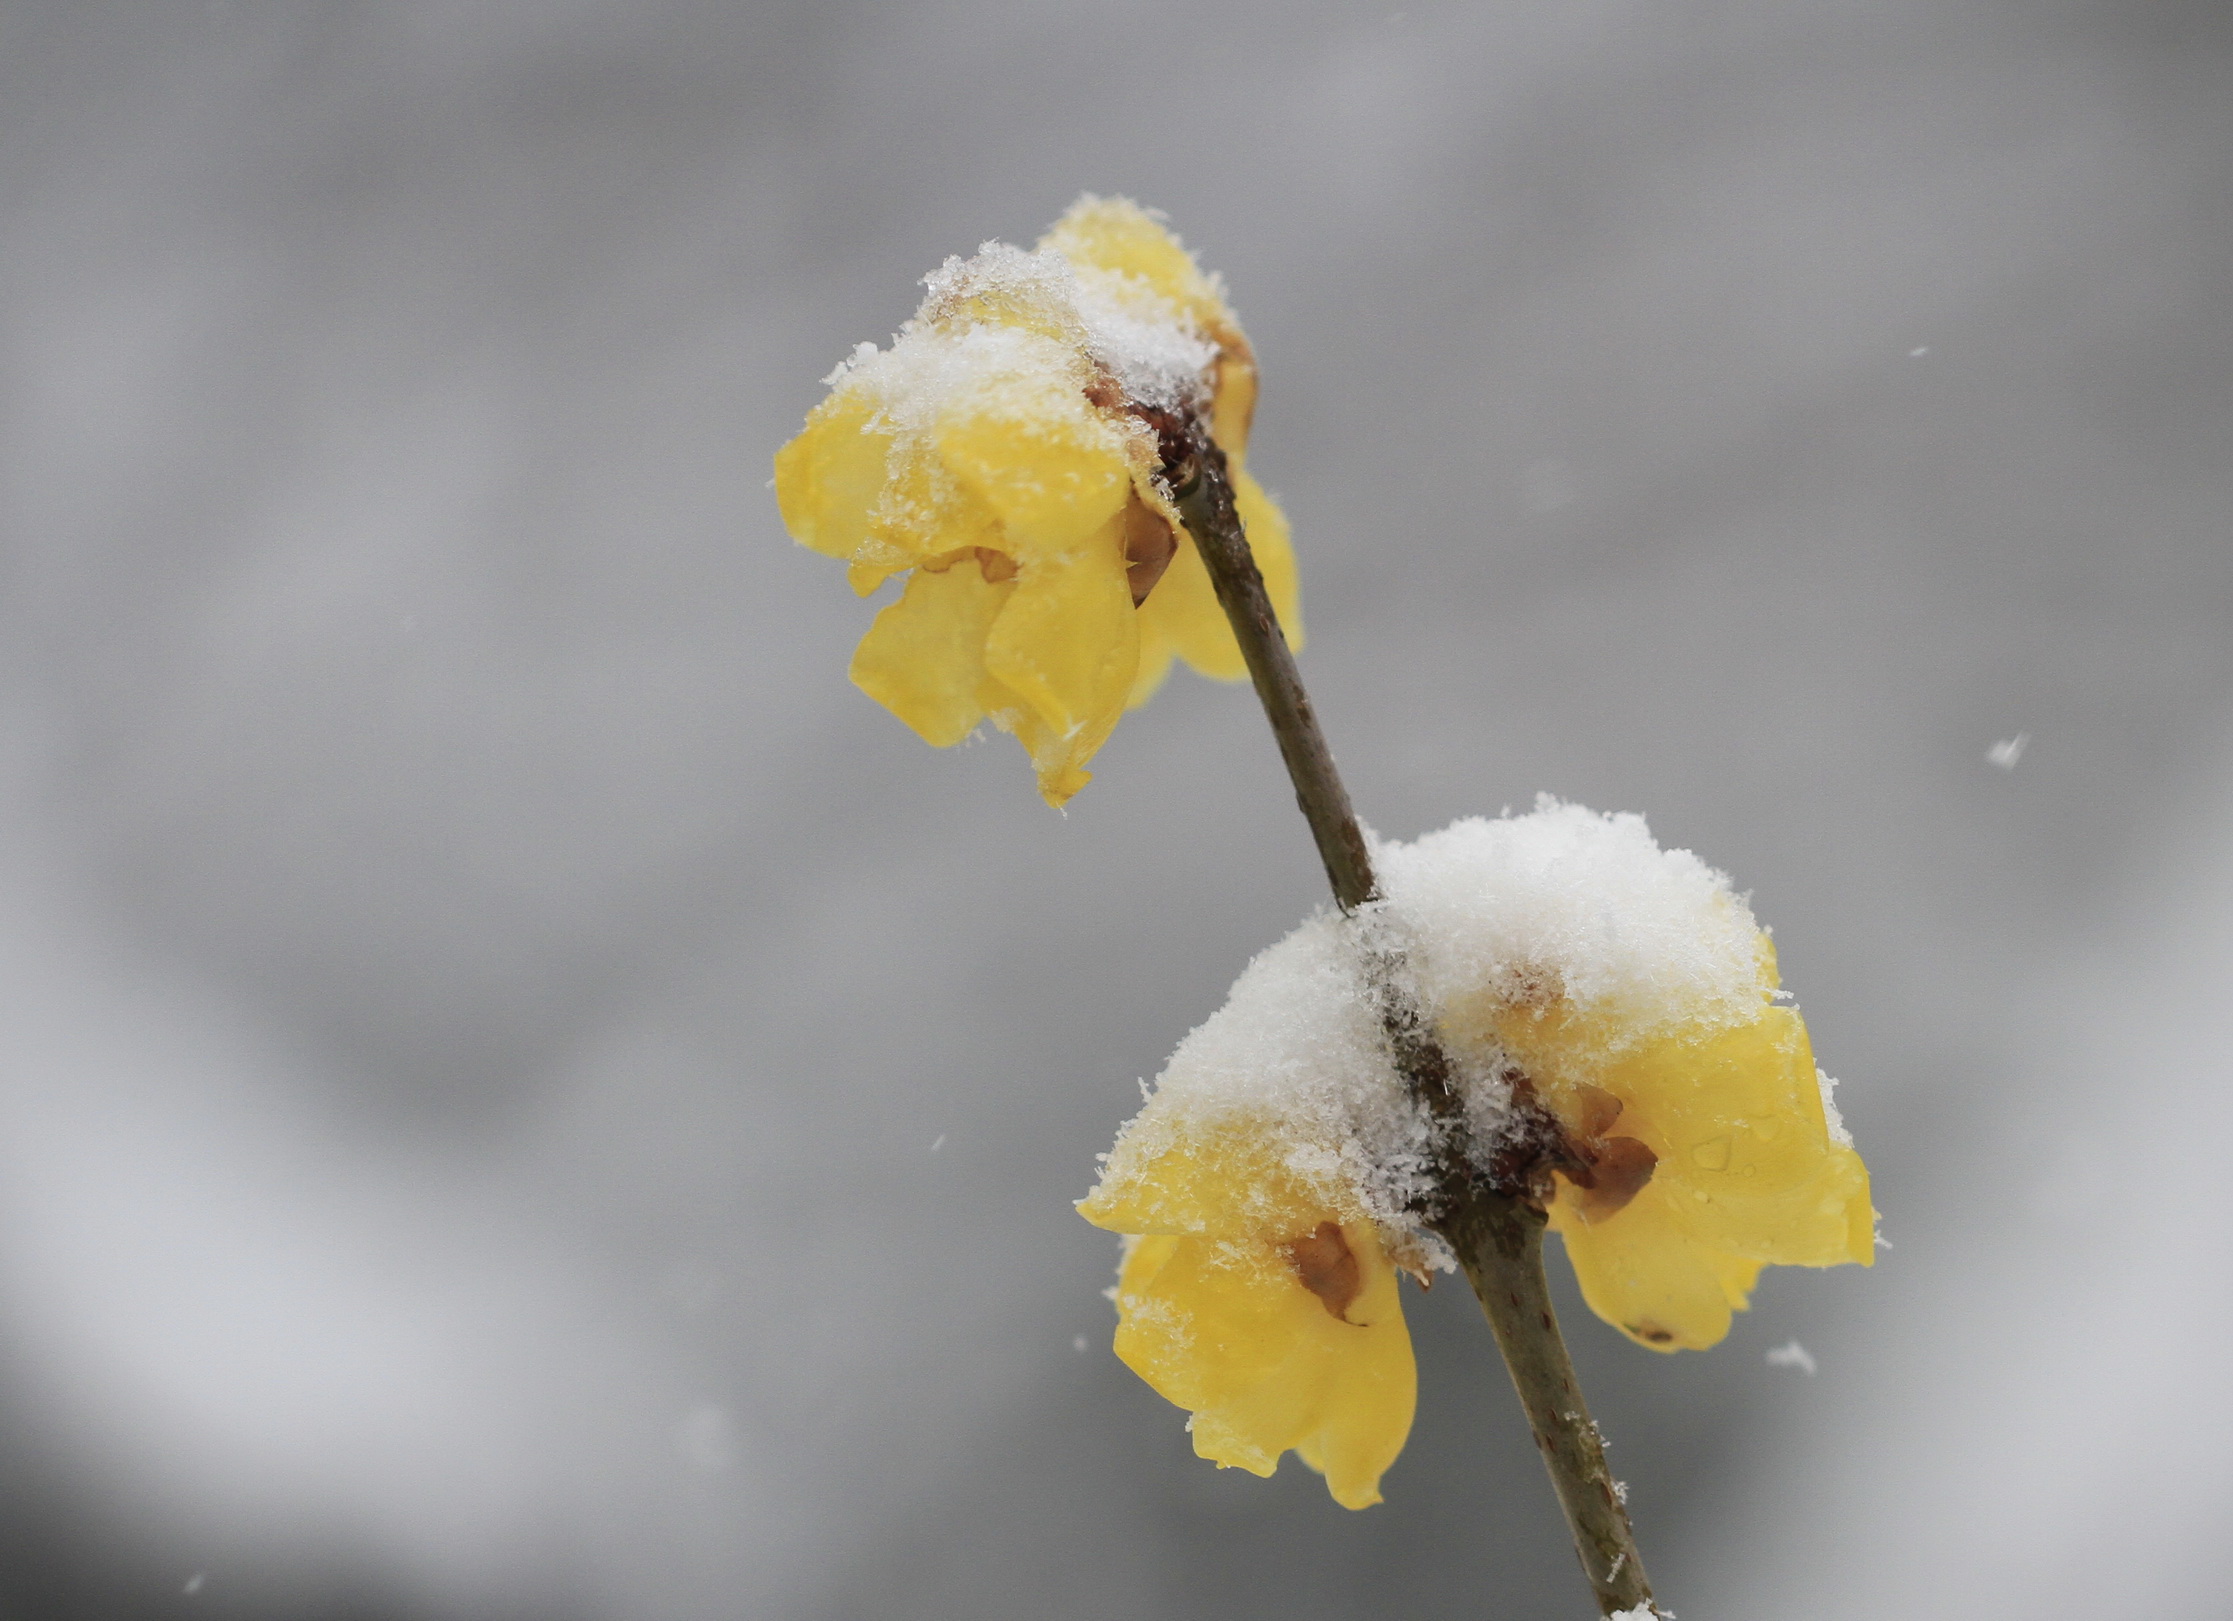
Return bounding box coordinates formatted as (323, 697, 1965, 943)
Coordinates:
(1597, 1009, 1874, 1268)
(1550, 1180, 1743, 1352)
(1126, 609, 1181, 710)
(980, 518, 1138, 806)
(1712, 1250, 1766, 1310)
(773, 388, 895, 562)
(1130, 535, 1231, 691)
(1210, 353, 1259, 458)
(848, 562, 1014, 747)
(852, 445, 1004, 593)
(1841, 1160, 1877, 1265)
(932, 385, 1131, 560)
(1113, 1221, 1415, 1509)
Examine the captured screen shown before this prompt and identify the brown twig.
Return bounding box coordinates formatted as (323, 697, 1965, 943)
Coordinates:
(1161, 416, 1658, 1620)
(1443, 1191, 1657, 1615)
(1154, 416, 1375, 913)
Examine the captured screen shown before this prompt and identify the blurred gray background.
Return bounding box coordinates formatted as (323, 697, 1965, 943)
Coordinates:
(2, 1, 2229, 1617)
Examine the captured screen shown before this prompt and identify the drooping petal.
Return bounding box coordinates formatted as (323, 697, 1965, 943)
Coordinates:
(849, 561, 1014, 747)
(1507, 951, 1871, 1348)
(980, 517, 1138, 806)
(1113, 1221, 1415, 1510)
(1550, 1179, 1748, 1352)
(1125, 543, 1211, 706)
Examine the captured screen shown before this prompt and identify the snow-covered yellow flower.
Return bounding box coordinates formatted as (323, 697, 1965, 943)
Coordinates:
(1398, 806, 1875, 1354)
(1078, 1130, 1416, 1510)
(1080, 804, 1873, 1504)
(774, 196, 1301, 806)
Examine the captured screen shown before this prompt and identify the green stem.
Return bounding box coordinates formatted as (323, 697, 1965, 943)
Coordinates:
(1166, 422, 1657, 1620)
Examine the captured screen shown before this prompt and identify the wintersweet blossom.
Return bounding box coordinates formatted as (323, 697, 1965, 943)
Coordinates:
(774, 196, 1301, 806)
(1390, 805, 1875, 1353)
(1080, 804, 1873, 1502)
(1077, 1130, 1417, 1510)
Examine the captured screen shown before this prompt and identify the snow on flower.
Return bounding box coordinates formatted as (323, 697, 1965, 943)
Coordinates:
(773, 196, 1301, 806)
(1080, 800, 1874, 1504)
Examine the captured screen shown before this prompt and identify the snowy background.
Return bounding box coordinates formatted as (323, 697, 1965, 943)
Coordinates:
(3, 1, 2230, 1617)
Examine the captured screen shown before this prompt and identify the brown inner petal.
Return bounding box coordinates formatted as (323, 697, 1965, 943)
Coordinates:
(1573, 1082, 1624, 1142)
(1121, 499, 1178, 606)
(1572, 1136, 1658, 1220)
(1283, 1221, 1364, 1323)
(1557, 1083, 1659, 1220)
(974, 547, 1018, 584)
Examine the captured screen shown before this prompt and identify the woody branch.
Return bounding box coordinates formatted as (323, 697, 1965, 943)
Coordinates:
(1157, 409, 1659, 1621)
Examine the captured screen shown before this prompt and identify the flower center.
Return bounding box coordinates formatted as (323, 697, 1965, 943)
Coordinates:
(1561, 1083, 1658, 1221)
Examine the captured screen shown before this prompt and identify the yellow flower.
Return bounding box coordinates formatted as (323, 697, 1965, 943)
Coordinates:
(1077, 1129, 1416, 1510)
(774, 196, 1302, 806)
(1449, 938, 1875, 1353)
(1077, 806, 1874, 1507)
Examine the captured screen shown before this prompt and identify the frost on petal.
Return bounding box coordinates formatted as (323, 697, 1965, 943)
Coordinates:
(1817, 1066, 1854, 1148)
(1080, 913, 1436, 1243)
(1045, 200, 1228, 363)
(930, 374, 1132, 560)
(773, 389, 894, 563)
